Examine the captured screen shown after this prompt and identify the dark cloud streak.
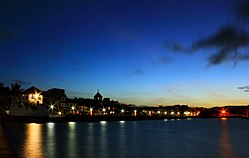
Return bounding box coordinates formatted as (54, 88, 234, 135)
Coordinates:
(165, 43, 192, 54)
(192, 26, 249, 49)
(238, 86, 249, 92)
(10, 80, 31, 86)
(160, 56, 172, 64)
(133, 68, 144, 75)
(194, 26, 249, 65)
(167, 1, 249, 66)
(236, 0, 249, 20)
(168, 26, 249, 66)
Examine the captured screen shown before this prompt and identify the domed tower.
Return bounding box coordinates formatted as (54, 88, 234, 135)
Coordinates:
(94, 90, 103, 101)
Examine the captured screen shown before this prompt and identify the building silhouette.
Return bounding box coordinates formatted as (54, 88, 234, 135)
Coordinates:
(94, 90, 102, 101)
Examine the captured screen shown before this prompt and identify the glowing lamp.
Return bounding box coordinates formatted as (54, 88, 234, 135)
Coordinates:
(90, 108, 93, 116)
(149, 111, 152, 116)
(58, 111, 62, 116)
(134, 110, 137, 116)
(34, 93, 39, 99)
(184, 111, 190, 115)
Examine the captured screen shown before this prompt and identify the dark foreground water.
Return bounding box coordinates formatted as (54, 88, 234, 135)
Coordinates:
(2, 118, 249, 158)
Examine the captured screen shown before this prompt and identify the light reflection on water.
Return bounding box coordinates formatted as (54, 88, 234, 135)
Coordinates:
(219, 119, 234, 158)
(3, 119, 249, 158)
(67, 122, 76, 158)
(86, 123, 95, 157)
(46, 122, 55, 158)
(118, 120, 126, 158)
(23, 123, 43, 158)
(99, 121, 108, 157)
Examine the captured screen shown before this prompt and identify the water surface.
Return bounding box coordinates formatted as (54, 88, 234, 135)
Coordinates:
(3, 118, 249, 158)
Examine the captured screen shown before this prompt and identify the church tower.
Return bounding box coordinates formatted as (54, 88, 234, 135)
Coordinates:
(94, 90, 103, 101)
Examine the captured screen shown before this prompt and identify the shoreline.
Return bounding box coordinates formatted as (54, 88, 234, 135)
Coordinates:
(0, 115, 245, 123)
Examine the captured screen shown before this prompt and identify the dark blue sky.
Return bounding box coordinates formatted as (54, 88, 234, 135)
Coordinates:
(1, 0, 249, 107)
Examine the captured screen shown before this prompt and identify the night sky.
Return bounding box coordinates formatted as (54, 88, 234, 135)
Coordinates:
(1, 0, 249, 107)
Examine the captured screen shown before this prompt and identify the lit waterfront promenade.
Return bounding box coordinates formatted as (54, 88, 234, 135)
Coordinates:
(1, 114, 245, 124)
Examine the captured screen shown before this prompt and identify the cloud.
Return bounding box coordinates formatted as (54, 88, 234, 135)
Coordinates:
(193, 26, 249, 66)
(239, 54, 249, 60)
(238, 86, 249, 92)
(165, 43, 191, 53)
(167, 1, 249, 66)
(236, 0, 249, 20)
(133, 68, 144, 75)
(152, 56, 172, 65)
(160, 56, 172, 64)
(168, 26, 249, 66)
(10, 79, 31, 85)
(192, 26, 249, 49)
(207, 91, 223, 98)
(67, 91, 92, 98)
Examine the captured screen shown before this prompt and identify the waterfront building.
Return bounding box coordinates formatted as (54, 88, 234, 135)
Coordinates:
(43, 88, 67, 107)
(9, 86, 48, 117)
(22, 86, 43, 105)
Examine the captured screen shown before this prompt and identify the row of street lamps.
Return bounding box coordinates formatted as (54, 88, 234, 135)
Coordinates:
(48, 104, 199, 117)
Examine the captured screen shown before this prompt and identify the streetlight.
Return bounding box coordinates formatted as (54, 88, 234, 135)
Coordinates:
(149, 111, 152, 116)
(34, 93, 39, 100)
(134, 110, 137, 116)
(58, 111, 62, 117)
(184, 111, 190, 116)
(70, 106, 76, 115)
(50, 105, 54, 110)
(120, 109, 125, 116)
(220, 108, 226, 117)
(103, 108, 106, 115)
(90, 108, 93, 116)
(49, 104, 55, 116)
